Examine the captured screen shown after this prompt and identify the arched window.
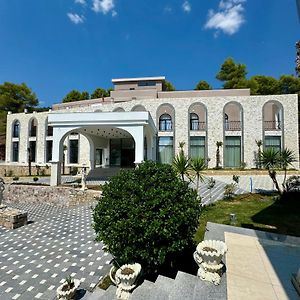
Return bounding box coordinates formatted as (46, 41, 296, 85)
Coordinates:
(223, 103, 242, 131)
(29, 118, 38, 137)
(190, 113, 199, 131)
(131, 105, 146, 112)
(159, 114, 172, 131)
(263, 101, 283, 131)
(12, 120, 20, 138)
(113, 107, 125, 112)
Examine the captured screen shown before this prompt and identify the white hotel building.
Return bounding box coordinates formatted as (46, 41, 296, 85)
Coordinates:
(4, 76, 299, 185)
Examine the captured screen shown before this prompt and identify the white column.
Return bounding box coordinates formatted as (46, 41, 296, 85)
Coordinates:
(50, 127, 75, 186)
(119, 125, 144, 165)
(50, 161, 61, 186)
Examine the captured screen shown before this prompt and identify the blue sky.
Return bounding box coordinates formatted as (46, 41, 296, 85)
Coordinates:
(0, 0, 299, 107)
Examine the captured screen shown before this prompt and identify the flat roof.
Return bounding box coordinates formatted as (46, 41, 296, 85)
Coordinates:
(112, 76, 165, 83)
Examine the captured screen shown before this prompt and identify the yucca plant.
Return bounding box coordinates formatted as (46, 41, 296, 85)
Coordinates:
(173, 142, 190, 181)
(261, 148, 282, 194)
(280, 148, 296, 190)
(255, 139, 263, 169)
(190, 157, 206, 190)
(216, 141, 223, 168)
(261, 147, 296, 195)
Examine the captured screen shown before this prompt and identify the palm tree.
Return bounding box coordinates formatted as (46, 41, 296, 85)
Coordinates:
(216, 141, 223, 168)
(261, 148, 282, 194)
(280, 148, 296, 190)
(173, 142, 190, 181)
(255, 139, 263, 169)
(190, 157, 206, 189)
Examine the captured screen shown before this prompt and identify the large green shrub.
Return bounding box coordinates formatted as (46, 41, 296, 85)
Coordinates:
(93, 161, 200, 273)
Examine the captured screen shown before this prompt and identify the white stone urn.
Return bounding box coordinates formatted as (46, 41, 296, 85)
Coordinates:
(194, 240, 227, 285)
(56, 278, 80, 300)
(110, 263, 142, 300)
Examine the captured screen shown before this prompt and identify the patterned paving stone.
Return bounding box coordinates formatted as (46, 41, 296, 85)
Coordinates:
(0, 202, 112, 299)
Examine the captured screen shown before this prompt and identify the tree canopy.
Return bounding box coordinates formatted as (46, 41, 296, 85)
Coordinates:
(195, 80, 212, 90)
(216, 58, 249, 89)
(216, 57, 300, 95)
(0, 82, 39, 134)
(91, 88, 110, 99)
(162, 80, 176, 91)
(62, 90, 90, 103)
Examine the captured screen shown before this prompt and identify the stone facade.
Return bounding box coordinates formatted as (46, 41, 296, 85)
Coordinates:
(2, 77, 299, 173)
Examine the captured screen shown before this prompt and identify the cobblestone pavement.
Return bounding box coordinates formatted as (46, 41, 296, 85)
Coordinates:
(0, 202, 112, 300)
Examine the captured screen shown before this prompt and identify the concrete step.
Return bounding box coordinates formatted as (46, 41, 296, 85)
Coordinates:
(98, 284, 117, 300)
(168, 271, 199, 300)
(130, 279, 155, 300)
(154, 275, 175, 296)
(84, 287, 106, 300)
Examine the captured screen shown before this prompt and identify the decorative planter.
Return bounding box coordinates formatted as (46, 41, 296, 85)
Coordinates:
(56, 278, 80, 300)
(110, 263, 142, 300)
(194, 240, 227, 285)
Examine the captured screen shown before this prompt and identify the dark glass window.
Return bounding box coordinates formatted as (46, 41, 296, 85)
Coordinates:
(13, 121, 20, 138)
(46, 140, 53, 162)
(47, 126, 53, 136)
(69, 140, 79, 164)
(29, 141, 36, 162)
(190, 113, 199, 131)
(12, 142, 19, 162)
(159, 114, 172, 131)
(30, 119, 37, 137)
(190, 137, 205, 159)
(158, 137, 173, 164)
(264, 136, 281, 152)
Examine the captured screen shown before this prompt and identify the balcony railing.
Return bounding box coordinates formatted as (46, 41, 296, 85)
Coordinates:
(159, 120, 173, 132)
(224, 121, 241, 131)
(264, 121, 281, 131)
(190, 121, 206, 131)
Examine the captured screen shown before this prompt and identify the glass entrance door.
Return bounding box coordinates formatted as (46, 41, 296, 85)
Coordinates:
(95, 149, 103, 167)
(224, 136, 241, 168)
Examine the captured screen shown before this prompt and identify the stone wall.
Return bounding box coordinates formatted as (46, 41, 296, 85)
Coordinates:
(3, 184, 100, 207)
(4, 94, 300, 170)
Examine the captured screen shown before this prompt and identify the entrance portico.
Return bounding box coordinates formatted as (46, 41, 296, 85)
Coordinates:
(48, 112, 157, 186)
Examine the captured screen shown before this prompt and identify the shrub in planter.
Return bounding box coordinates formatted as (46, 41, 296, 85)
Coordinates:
(12, 176, 19, 181)
(93, 161, 200, 274)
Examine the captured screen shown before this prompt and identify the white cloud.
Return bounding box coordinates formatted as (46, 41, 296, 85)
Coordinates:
(205, 0, 246, 35)
(164, 6, 173, 13)
(182, 1, 191, 13)
(112, 10, 117, 17)
(75, 0, 86, 5)
(67, 13, 85, 24)
(92, 0, 115, 14)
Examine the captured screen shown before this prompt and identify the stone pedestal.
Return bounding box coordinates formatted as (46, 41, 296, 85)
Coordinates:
(0, 207, 28, 229)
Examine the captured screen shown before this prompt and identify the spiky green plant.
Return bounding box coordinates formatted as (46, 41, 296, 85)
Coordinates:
(173, 142, 190, 181)
(190, 157, 206, 189)
(280, 148, 296, 190)
(261, 148, 282, 194)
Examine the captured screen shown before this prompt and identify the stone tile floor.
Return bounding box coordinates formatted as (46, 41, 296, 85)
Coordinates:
(225, 232, 300, 300)
(0, 202, 112, 300)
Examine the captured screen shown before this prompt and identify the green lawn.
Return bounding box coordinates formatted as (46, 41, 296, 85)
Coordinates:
(194, 193, 300, 243)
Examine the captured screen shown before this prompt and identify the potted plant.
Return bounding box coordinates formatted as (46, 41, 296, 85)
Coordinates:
(56, 275, 80, 300)
(193, 240, 227, 285)
(110, 263, 142, 299)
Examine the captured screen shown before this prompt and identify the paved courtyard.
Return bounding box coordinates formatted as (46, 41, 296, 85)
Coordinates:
(0, 202, 112, 300)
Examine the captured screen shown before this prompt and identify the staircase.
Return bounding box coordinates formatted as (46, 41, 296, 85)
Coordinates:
(90, 271, 227, 300)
